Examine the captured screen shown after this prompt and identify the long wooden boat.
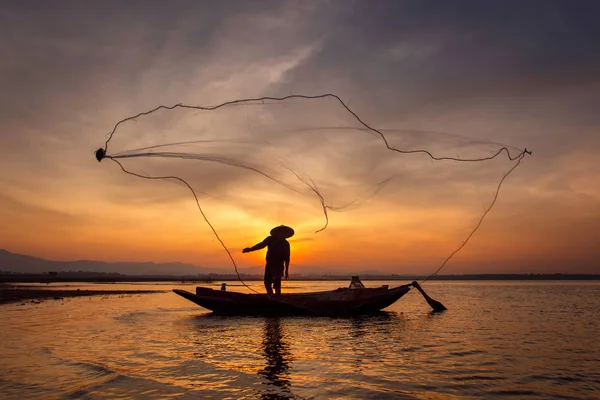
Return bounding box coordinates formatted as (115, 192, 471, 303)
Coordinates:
(173, 284, 411, 316)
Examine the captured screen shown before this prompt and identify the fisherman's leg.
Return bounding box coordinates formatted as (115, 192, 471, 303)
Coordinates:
(273, 280, 281, 295)
(273, 264, 284, 296)
(264, 266, 274, 295)
(264, 281, 273, 295)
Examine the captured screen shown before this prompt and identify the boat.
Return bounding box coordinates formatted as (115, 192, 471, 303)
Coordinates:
(173, 281, 412, 316)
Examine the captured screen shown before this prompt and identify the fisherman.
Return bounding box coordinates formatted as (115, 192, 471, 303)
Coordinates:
(242, 225, 293, 295)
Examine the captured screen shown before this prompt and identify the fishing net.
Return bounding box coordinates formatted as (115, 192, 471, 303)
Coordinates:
(96, 94, 529, 284)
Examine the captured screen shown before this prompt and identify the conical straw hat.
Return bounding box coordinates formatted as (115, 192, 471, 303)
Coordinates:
(270, 225, 294, 239)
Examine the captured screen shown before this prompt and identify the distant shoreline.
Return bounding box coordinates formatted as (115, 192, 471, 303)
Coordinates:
(0, 287, 166, 305)
(1, 273, 599, 283)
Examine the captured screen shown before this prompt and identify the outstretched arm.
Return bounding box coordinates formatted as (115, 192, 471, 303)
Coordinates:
(242, 237, 269, 253)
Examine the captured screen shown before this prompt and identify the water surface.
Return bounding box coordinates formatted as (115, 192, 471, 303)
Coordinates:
(1, 281, 598, 399)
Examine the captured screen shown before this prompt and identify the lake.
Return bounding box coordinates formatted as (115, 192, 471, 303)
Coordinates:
(1, 281, 598, 399)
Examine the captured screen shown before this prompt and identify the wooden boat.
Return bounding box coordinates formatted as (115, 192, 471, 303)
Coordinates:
(173, 283, 412, 316)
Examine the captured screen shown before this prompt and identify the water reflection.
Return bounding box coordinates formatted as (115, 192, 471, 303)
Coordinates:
(348, 312, 396, 373)
(259, 317, 293, 399)
(349, 316, 368, 373)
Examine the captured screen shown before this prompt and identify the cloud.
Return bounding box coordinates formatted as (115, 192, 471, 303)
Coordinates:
(0, 1, 599, 272)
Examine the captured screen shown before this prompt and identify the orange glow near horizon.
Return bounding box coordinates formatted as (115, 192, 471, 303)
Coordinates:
(2, 178, 599, 275)
(2, 169, 599, 275)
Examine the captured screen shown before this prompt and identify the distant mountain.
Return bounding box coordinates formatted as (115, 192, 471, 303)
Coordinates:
(0, 249, 222, 275)
(0, 249, 358, 277)
(2, 250, 598, 280)
(0, 249, 387, 277)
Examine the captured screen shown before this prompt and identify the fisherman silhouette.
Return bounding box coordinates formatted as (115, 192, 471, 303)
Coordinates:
(242, 225, 293, 295)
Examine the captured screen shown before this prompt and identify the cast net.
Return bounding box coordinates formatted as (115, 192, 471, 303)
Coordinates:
(96, 94, 529, 289)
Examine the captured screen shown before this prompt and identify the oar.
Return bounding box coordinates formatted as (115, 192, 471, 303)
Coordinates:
(411, 281, 447, 312)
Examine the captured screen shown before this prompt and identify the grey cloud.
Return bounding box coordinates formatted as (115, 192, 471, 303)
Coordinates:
(272, 1, 600, 120)
(1, 1, 598, 271)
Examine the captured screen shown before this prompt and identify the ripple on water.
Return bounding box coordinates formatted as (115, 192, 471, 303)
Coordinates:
(1, 282, 599, 399)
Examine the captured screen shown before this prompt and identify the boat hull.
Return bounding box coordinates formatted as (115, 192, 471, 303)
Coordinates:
(173, 285, 411, 316)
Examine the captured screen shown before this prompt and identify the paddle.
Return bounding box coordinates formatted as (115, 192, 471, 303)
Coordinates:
(411, 281, 447, 312)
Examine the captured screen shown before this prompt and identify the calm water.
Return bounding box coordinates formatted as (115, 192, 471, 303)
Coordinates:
(1, 281, 599, 399)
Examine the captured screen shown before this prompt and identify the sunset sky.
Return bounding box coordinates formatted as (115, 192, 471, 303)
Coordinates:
(1, 1, 599, 275)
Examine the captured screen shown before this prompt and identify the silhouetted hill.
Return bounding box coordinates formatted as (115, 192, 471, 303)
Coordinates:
(0, 249, 348, 277)
(0, 249, 218, 275)
(1, 249, 598, 281)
